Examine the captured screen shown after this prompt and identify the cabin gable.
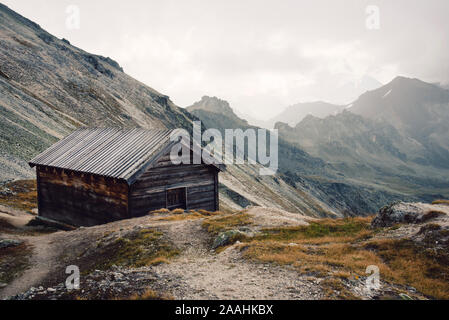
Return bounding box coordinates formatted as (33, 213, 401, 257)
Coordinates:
(129, 150, 219, 216)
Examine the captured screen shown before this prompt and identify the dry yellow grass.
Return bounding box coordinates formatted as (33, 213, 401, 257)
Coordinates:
(237, 216, 449, 299)
(149, 208, 170, 214)
(432, 199, 449, 205)
(197, 209, 223, 216)
(366, 239, 449, 299)
(154, 210, 224, 222)
(155, 212, 202, 222)
(127, 289, 173, 300)
(202, 212, 252, 235)
(0, 180, 37, 213)
(320, 278, 358, 300)
(0, 242, 32, 284)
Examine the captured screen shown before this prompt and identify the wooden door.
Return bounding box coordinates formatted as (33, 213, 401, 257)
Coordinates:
(166, 187, 187, 210)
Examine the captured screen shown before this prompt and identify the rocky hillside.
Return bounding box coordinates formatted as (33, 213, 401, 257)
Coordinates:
(187, 96, 250, 129)
(0, 4, 338, 218)
(2, 3, 441, 217)
(0, 3, 194, 181)
(186, 96, 419, 215)
(276, 77, 449, 207)
(267, 101, 344, 128)
(349, 76, 449, 169)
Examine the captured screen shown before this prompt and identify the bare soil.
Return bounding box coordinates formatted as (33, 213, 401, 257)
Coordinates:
(1, 205, 442, 300)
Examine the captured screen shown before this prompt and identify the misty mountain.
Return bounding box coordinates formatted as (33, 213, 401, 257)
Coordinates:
(0, 3, 195, 181)
(2, 4, 445, 217)
(187, 96, 422, 215)
(233, 109, 271, 129)
(336, 75, 383, 103)
(268, 101, 344, 128)
(264, 76, 382, 128)
(0, 4, 339, 217)
(277, 77, 449, 203)
(349, 76, 449, 168)
(186, 96, 250, 129)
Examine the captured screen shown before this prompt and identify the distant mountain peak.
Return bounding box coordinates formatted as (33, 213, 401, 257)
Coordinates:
(187, 95, 235, 116)
(268, 101, 344, 128)
(348, 76, 449, 145)
(387, 76, 438, 89)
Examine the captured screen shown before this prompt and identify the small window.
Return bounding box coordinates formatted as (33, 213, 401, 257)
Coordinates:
(166, 187, 187, 210)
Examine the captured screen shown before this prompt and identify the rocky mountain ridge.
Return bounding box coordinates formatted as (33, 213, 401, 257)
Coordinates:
(0, 4, 336, 218)
(267, 101, 344, 128)
(275, 77, 449, 206)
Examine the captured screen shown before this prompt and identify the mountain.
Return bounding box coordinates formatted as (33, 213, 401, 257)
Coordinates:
(186, 96, 250, 129)
(0, 4, 338, 218)
(187, 96, 422, 215)
(268, 101, 344, 128)
(349, 76, 449, 168)
(3, 4, 442, 217)
(337, 75, 383, 103)
(233, 109, 271, 129)
(277, 77, 449, 204)
(0, 3, 195, 181)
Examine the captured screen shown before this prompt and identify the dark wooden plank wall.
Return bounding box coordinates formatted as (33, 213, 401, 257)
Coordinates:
(129, 153, 218, 216)
(36, 166, 129, 226)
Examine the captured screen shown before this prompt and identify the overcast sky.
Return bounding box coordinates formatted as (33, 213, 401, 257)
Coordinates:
(3, 0, 449, 119)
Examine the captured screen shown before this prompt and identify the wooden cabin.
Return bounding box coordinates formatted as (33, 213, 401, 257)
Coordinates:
(29, 128, 224, 227)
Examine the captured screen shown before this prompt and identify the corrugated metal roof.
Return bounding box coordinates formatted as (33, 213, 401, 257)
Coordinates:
(29, 127, 179, 184)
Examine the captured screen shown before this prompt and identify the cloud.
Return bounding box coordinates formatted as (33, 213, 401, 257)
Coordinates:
(2, 0, 449, 119)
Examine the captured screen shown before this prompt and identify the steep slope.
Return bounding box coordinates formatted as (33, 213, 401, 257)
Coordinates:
(187, 96, 250, 129)
(268, 101, 344, 128)
(349, 76, 449, 168)
(0, 3, 193, 180)
(187, 96, 417, 215)
(0, 4, 336, 217)
(276, 78, 449, 204)
(186, 97, 337, 216)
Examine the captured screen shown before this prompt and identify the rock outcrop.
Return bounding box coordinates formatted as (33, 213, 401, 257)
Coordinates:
(371, 201, 449, 254)
(371, 201, 449, 227)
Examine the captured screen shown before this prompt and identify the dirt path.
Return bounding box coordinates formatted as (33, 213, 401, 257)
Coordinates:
(1, 215, 323, 300)
(150, 219, 322, 299)
(0, 205, 63, 299)
(0, 233, 61, 299)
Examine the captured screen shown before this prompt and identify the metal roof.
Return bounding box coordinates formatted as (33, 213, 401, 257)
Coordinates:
(29, 127, 182, 184)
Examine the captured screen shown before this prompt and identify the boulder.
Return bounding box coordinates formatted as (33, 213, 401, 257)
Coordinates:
(0, 239, 22, 249)
(212, 230, 244, 249)
(371, 202, 446, 227)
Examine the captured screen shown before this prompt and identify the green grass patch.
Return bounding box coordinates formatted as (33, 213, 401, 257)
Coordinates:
(83, 228, 179, 272)
(255, 217, 371, 242)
